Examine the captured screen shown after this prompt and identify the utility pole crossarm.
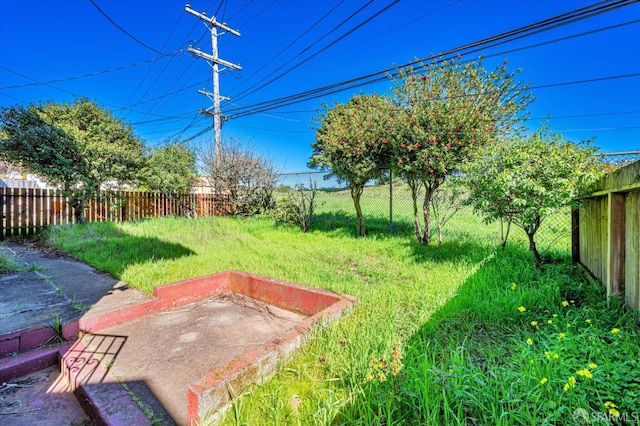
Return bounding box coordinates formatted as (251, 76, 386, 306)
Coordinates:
(187, 46, 242, 70)
(185, 3, 241, 161)
(185, 4, 241, 36)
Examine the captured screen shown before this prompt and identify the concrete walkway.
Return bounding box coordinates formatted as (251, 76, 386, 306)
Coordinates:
(0, 241, 148, 337)
(0, 241, 156, 425)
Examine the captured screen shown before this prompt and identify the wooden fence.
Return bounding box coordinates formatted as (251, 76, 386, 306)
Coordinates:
(572, 160, 640, 315)
(0, 188, 234, 240)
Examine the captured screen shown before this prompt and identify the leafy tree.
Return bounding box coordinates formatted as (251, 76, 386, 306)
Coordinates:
(202, 137, 280, 216)
(465, 126, 602, 264)
(310, 93, 396, 236)
(0, 98, 144, 223)
(390, 56, 532, 244)
(139, 141, 198, 195)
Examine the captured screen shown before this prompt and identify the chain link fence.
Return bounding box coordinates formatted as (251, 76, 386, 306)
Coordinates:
(277, 151, 640, 252)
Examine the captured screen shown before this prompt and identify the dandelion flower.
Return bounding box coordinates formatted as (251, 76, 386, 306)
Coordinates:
(540, 377, 548, 385)
(530, 321, 538, 327)
(558, 332, 566, 340)
(553, 353, 559, 359)
(585, 319, 592, 324)
(526, 338, 533, 345)
(604, 401, 617, 408)
(563, 383, 570, 392)
(547, 319, 553, 324)
(518, 306, 526, 313)
(568, 376, 576, 386)
(611, 328, 620, 334)
(562, 300, 569, 307)
(552, 314, 558, 318)
(577, 369, 593, 379)
(511, 283, 517, 290)
(609, 408, 620, 418)
(588, 363, 597, 369)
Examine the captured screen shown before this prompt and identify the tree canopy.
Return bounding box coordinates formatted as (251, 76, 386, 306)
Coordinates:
(390, 57, 533, 244)
(465, 126, 603, 263)
(139, 141, 198, 196)
(310, 93, 396, 236)
(0, 98, 143, 222)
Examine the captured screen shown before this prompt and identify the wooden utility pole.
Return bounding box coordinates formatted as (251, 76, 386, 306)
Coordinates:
(185, 4, 241, 159)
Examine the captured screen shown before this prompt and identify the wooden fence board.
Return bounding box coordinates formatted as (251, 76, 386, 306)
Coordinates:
(576, 160, 640, 315)
(626, 191, 640, 313)
(1, 187, 235, 240)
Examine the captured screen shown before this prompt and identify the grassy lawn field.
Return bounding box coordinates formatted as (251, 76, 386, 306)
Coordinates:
(40, 195, 639, 425)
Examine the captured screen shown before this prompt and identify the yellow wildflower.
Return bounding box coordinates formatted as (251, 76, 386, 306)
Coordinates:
(585, 319, 592, 324)
(570, 300, 575, 304)
(558, 332, 566, 340)
(547, 319, 553, 324)
(530, 321, 538, 327)
(552, 314, 558, 317)
(511, 283, 517, 290)
(562, 300, 569, 307)
(564, 376, 577, 391)
(611, 328, 620, 334)
(518, 306, 526, 313)
(577, 369, 593, 379)
(553, 352, 559, 359)
(604, 401, 616, 408)
(526, 338, 533, 345)
(588, 363, 597, 369)
(609, 407, 620, 418)
(540, 377, 548, 385)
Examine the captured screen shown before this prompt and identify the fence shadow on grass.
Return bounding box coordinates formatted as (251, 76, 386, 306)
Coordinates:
(46, 221, 195, 279)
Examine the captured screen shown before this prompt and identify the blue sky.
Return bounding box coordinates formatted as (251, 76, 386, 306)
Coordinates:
(1, 0, 639, 182)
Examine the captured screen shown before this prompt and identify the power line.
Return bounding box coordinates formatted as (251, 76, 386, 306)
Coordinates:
(226, 0, 637, 119)
(526, 110, 640, 121)
(88, 0, 164, 55)
(228, 0, 346, 96)
(235, 0, 400, 102)
(531, 73, 640, 90)
(0, 52, 183, 90)
(233, 0, 378, 101)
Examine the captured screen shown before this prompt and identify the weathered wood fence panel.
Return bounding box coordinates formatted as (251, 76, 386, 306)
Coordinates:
(1, 188, 234, 240)
(573, 160, 640, 315)
(625, 190, 640, 313)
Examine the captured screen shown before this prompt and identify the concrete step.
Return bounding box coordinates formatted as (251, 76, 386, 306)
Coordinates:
(0, 340, 151, 425)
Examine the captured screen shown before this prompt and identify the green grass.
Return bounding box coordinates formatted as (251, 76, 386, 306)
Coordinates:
(0, 247, 21, 274)
(40, 198, 639, 425)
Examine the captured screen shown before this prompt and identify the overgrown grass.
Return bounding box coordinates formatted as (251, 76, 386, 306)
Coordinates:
(40, 203, 639, 425)
(0, 246, 21, 274)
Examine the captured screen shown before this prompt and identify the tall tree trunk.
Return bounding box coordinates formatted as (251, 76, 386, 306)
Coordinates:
(501, 219, 512, 249)
(408, 181, 422, 242)
(420, 181, 440, 245)
(430, 198, 443, 245)
(71, 198, 87, 224)
(526, 216, 542, 265)
(351, 184, 365, 237)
